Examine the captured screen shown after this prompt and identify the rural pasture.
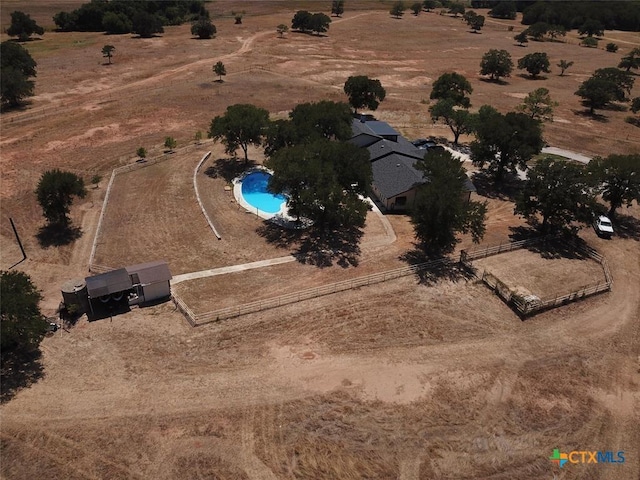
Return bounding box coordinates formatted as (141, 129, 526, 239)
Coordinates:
(1, 1, 639, 479)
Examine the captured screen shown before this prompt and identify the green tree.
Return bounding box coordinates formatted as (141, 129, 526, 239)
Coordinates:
(265, 101, 353, 156)
(208, 104, 270, 163)
(587, 154, 640, 219)
(469, 15, 485, 33)
(514, 31, 529, 46)
(102, 11, 132, 34)
(489, 1, 516, 20)
(619, 48, 640, 73)
(277, 24, 289, 37)
(423, 0, 437, 12)
(517, 52, 551, 78)
(390, 1, 406, 18)
(1, 271, 47, 360)
(136, 147, 147, 159)
(331, 0, 345, 17)
(517, 88, 558, 122)
(470, 106, 544, 183)
(525, 22, 549, 41)
(164, 136, 177, 152)
(411, 149, 487, 255)
(593, 67, 635, 102)
(308, 13, 331, 35)
(411, 2, 423, 15)
(191, 17, 216, 39)
(343, 75, 386, 113)
(581, 36, 599, 48)
(632, 97, 640, 114)
(213, 61, 226, 81)
(429, 99, 473, 145)
(606, 43, 619, 53)
(292, 10, 312, 31)
(578, 19, 604, 37)
(101, 44, 115, 64)
(430, 72, 472, 108)
(480, 49, 514, 82)
(7, 11, 44, 41)
(132, 11, 164, 38)
(575, 77, 616, 114)
(515, 158, 593, 233)
(547, 25, 566, 41)
(557, 59, 573, 76)
(1, 41, 37, 108)
(195, 130, 203, 144)
(91, 174, 102, 188)
(35, 169, 87, 227)
(266, 139, 372, 228)
(449, 2, 465, 17)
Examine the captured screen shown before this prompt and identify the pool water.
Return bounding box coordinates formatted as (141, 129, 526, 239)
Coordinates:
(241, 171, 286, 214)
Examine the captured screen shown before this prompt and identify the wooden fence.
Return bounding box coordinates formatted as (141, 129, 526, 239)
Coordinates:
(176, 257, 448, 326)
(461, 237, 612, 317)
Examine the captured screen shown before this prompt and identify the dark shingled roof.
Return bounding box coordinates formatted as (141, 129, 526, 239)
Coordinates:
(350, 118, 476, 198)
(86, 269, 132, 298)
(126, 261, 172, 285)
(372, 154, 425, 199)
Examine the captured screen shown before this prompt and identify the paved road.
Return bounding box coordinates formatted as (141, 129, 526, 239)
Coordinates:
(541, 147, 591, 164)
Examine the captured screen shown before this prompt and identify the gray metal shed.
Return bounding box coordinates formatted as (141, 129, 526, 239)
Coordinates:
(126, 261, 172, 304)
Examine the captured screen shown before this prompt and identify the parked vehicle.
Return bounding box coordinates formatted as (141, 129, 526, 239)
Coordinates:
(593, 215, 614, 238)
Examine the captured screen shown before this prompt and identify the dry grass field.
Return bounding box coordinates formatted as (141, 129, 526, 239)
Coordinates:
(1, 1, 639, 479)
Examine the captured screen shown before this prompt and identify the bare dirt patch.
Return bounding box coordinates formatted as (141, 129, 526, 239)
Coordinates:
(472, 243, 607, 299)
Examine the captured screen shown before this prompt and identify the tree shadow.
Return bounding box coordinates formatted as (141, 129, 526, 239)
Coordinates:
(517, 73, 548, 80)
(257, 222, 363, 268)
(524, 236, 590, 260)
(399, 247, 474, 285)
(613, 212, 640, 240)
(471, 170, 524, 201)
(0, 100, 34, 114)
(1, 348, 44, 404)
(36, 224, 82, 247)
(572, 109, 609, 122)
(508, 225, 541, 241)
(204, 157, 257, 183)
(479, 77, 510, 86)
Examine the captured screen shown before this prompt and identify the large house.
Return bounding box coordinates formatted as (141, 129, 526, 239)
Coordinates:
(349, 117, 475, 211)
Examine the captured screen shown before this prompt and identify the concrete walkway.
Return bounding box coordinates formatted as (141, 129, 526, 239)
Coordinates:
(171, 256, 295, 285)
(541, 147, 592, 164)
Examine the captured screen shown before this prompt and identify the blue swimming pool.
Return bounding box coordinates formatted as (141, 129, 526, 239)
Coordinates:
(241, 171, 286, 214)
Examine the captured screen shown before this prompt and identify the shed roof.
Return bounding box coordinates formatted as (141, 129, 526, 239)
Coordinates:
(126, 260, 172, 285)
(86, 269, 132, 298)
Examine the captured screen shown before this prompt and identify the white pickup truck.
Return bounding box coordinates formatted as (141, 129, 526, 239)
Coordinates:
(593, 215, 614, 238)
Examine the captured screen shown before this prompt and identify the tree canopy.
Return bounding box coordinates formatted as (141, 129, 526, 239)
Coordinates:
(390, 2, 406, 18)
(53, 1, 207, 32)
(35, 169, 87, 227)
(101, 45, 115, 64)
(619, 48, 640, 73)
(557, 59, 573, 76)
(515, 158, 594, 233)
(489, 1, 516, 19)
(7, 11, 45, 41)
(191, 17, 216, 39)
(266, 139, 372, 229)
(209, 104, 270, 162)
(587, 154, 640, 219)
(1, 41, 37, 108)
(517, 88, 558, 122)
(430, 72, 473, 108)
(429, 99, 473, 145)
(132, 11, 164, 37)
(517, 52, 551, 78)
(213, 61, 226, 81)
(331, 1, 345, 17)
(521, 1, 639, 32)
(449, 2, 465, 17)
(575, 69, 635, 115)
(343, 75, 386, 113)
(291, 11, 331, 35)
(480, 49, 513, 82)
(514, 31, 529, 46)
(578, 19, 604, 37)
(470, 106, 544, 183)
(265, 101, 353, 156)
(411, 149, 487, 255)
(0, 271, 47, 357)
